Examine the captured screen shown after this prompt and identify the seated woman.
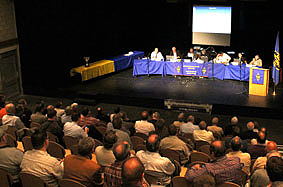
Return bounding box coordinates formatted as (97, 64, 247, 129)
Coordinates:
(249, 54, 262, 67)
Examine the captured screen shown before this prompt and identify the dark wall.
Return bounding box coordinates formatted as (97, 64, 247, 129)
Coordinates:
(14, 0, 281, 93)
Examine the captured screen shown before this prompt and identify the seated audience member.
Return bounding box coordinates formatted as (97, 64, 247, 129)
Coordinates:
(95, 130, 117, 167)
(266, 156, 283, 187)
(180, 115, 199, 134)
(240, 121, 258, 140)
(224, 116, 239, 136)
(225, 126, 248, 153)
(135, 111, 155, 136)
(151, 48, 164, 61)
(20, 128, 63, 187)
(192, 175, 216, 187)
(122, 157, 149, 187)
(61, 106, 72, 124)
(0, 95, 7, 119)
(250, 151, 282, 187)
(214, 51, 231, 64)
(193, 121, 214, 144)
(185, 141, 243, 185)
(54, 101, 65, 117)
(247, 131, 267, 159)
(63, 137, 102, 186)
(2, 103, 25, 130)
(0, 126, 23, 184)
(104, 142, 131, 187)
(155, 119, 169, 140)
(136, 134, 175, 185)
(149, 112, 160, 126)
(226, 136, 251, 175)
(79, 107, 101, 127)
(249, 54, 263, 67)
(252, 141, 278, 172)
(31, 102, 47, 124)
(41, 109, 64, 146)
(110, 107, 120, 122)
(96, 106, 110, 123)
(173, 112, 185, 129)
(17, 98, 32, 127)
(207, 117, 224, 138)
(112, 117, 133, 148)
(119, 112, 135, 136)
(63, 112, 88, 139)
(160, 124, 191, 165)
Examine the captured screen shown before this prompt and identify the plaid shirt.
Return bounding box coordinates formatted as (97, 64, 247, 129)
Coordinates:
(104, 160, 123, 187)
(185, 156, 243, 185)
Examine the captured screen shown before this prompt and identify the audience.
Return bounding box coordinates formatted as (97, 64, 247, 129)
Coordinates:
(1, 97, 282, 187)
(2, 103, 25, 130)
(63, 112, 88, 139)
(104, 142, 131, 187)
(95, 130, 117, 167)
(180, 115, 199, 134)
(185, 140, 243, 185)
(20, 128, 63, 187)
(0, 125, 23, 184)
(160, 124, 191, 165)
(226, 136, 251, 175)
(122, 157, 149, 187)
(134, 111, 155, 136)
(63, 137, 102, 186)
(136, 134, 175, 185)
(193, 121, 214, 144)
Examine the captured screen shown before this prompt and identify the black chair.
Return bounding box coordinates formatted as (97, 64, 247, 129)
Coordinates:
(195, 140, 210, 151)
(171, 176, 191, 187)
(190, 151, 211, 163)
(20, 172, 49, 187)
(47, 141, 66, 159)
(63, 136, 79, 149)
(22, 136, 33, 152)
(160, 149, 181, 164)
(0, 168, 13, 187)
(46, 132, 59, 143)
(130, 136, 145, 152)
(59, 178, 87, 187)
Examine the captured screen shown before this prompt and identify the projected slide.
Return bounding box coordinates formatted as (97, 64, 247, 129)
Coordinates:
(192, 5, 232, 46)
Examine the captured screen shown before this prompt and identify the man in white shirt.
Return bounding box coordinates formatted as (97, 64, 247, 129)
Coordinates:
(214, 51, 231, 64)
(64, 112, 88, 139)
(193, 121, 214, 144)
(151, 48, 164, 61)
(134, 111, 155, 136)
(2, 103, 25, 130)
(20, 129, 63, 187)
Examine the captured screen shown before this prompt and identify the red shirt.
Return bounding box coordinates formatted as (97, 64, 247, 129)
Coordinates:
(0, 108, 7, 119)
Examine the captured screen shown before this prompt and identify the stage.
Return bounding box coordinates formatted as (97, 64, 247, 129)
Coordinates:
(65, 67, 283, 119)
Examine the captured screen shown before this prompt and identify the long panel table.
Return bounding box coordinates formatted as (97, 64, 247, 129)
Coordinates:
(133, 59, 253, 81)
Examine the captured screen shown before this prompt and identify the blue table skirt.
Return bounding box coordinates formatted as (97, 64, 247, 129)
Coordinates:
(109, 51, 144, 72)
(133, 59, 251, 81)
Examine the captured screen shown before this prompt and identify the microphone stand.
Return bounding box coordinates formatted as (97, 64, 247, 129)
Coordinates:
(239, 59, 242, 81)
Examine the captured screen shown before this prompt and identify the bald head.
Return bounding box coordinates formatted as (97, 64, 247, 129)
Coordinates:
(146, 134, 159, 152)
(5, 103, 15, 114)
(113, 142, 130, 161)
(211, 117, 219, 126)
(266, 141, 277, 152)
(257, 131, 266, 144)
(187, 115, 194, 123)
(199, 121, 207, 130)
(177, 112, 185, 122)
(211, 140, 226, 158)
(141, 111, 149, 121)
(231, 116, 238, 125)
(122, 157, 145, 186)
(247, 121, 255, 130)
(231, 136, 242, 151)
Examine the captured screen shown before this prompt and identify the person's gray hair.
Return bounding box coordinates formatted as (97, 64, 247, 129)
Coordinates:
(78, 137, 95, 157)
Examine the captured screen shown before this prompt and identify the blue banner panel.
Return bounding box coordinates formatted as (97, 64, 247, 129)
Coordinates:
(252, 68, 265, 84)
(166, 61, 183, 76)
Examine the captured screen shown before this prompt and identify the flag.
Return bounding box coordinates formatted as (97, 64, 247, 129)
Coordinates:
(272, 32, 280, 85)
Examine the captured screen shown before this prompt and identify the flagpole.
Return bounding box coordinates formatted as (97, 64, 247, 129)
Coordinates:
(272, 84, 276, 96)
